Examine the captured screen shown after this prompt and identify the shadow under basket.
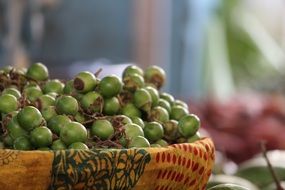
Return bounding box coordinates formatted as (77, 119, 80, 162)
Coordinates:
(0, 137, 215, 190)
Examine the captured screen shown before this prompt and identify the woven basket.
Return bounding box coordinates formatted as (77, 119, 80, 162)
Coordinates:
(0, 137, 214, 190)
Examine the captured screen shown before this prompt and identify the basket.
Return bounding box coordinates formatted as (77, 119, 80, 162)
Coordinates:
(0, 137, 214, 190)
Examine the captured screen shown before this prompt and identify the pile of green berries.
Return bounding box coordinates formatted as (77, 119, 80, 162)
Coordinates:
(0, 63, 202, 150)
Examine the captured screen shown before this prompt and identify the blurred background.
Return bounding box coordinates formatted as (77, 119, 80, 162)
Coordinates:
(2, 0, 285, 180)
(3, 0, 285, 99)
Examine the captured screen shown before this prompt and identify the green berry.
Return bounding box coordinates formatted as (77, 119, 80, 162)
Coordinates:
(123, 74, 144, 92)
(187, 132, 201, 143)
(6, 116, 28, 139)
(30, 127, 53, 148)
(63, 80, 75, 94)
(145, 86, 159, 106)
(144, 122, 164, 142)
(0, 94, 18, 113)
(13, 136, 33, 150)
(80, 91, 103, 113)
(160, 92, 174, 106)
(35, 94, 55, 110)
(103, 97, 120, 115)
(91, 119, 114, 140)
(178, 114, 200, 138)
(60, 121, 87, 146)
(131, 116, 145, 129)
(26, 63, 49, 81)
(2, 87, 21, 99)
(173, 99, 188, 110)
(43, 79, 64, 94)
(170, 105, 189, 121)
(56, 95, 79, 115)
(51, 139, 67, 150)
(48, 115, 71, 135)
(144, 65, 166, 89)
(133, 88, 152, 112)
(23, 86, 43, 102)
(41, 106, 57, 121)
(155, 139, 168, 147)
(17, 106, 43, 131)
(122, 65, 144, 78)
(73, 71, 97, 93)
(99, 75, 122, 98)
(124, 123, 144, 139)
(68, 142, 89, 150)
(158, 99, 171, 113)
(128, 136, 150, 148)
(149, 106, 169, 123)
(121, 103, 142, 118)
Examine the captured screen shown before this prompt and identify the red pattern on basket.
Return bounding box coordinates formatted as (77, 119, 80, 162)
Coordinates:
(153, 139, 214, 190)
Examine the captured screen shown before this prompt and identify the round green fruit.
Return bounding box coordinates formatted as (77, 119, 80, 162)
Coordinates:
(170, 105, 189, 121)
(60, 122, 87, 146)
(134, 88, 152, 112)
(6, 116, 28, 139)
(122, 65, 144, 78)
(68, 142, 89, 150)
(123, 73, 144, 92)
(74, 112, 85, 123)
(35, 94, 55, 110)
(2, 87, 21, 99)
(17, 106, 43, 131)
(173, 99, 188, 110)
(26, 63, 49, 81)
(23, 86, 43, 102)
(103, 97, 120, 115)
(163, 120, 179, 141)
(112, 115, 132, 126)
(157, 98, 171, 113)
(73, 71, 97, 93)
(99, 75, 122, 98)
(155, 139, 168, 147)
(30, 127, 53, 148)
(13, 136, 32, 150)
(43, 79, 64, 94)
(63, 80, 75, 94)
(124, 123, 144, 139)
(145, 86, 159, 106)
(178, 114, 200, 138)
(144, 122, 164, 142)
(0, 94, 18, 113)
(91, 119, 114, 140)
(144, 65, 166, 89)
(56, 95, 79, 115)
(131, 117, 144, 129)
(41, 106, 57, 121)
(48, 115, 71, 135)
(149, 106, 169, 123)
(160, 92, 174, 106)
(187, 132, 201, 143)
(121, 103, 142, 118)
(80, 91, 103, 113)
(51, 139, 67, 150)
(128, 136, 150, 148)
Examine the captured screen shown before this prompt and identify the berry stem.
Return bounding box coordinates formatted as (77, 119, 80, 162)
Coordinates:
(94, 68, 103, 78)
(260, 141, 284, 190)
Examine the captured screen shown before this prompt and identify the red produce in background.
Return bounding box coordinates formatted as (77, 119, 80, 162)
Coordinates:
(190, 93, 285, 163)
